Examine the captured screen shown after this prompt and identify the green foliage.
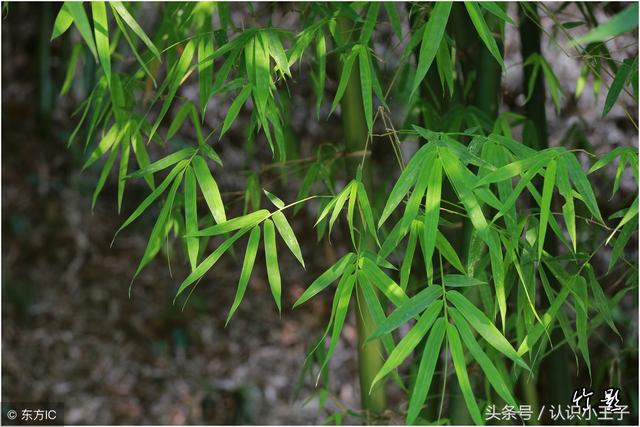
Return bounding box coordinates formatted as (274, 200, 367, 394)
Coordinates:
(53, 2, 637, 424)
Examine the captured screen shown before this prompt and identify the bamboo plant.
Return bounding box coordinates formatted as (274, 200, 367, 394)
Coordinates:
(51, 1, 638, 424)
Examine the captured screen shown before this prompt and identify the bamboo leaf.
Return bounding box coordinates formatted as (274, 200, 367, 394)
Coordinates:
(422, 158, 442, 269)
(447, 322, 483, 425)
(128, 148, 197, 179)
(384, 2, 402, 39)
(193, 210, 269, 237)
(411, 1, 452, 96)
(447, 290, 529, 370)
(330, 49, 357, 115)
(406, 317, 446, 425)
(319, 271, 356, 372)
(184, 166, 199, 270)
(272, 211, 305, 268)
(221, 84, 252, 138)
(361, 257, 408, 307)
(444, 274, 486, 288)
(371, 301, 442, 389)
(91, 144, 119, 210)
(133, 169, 184, 282)
(359, 2, 380, 44)
(563, 155, 603, 222)
(65, 2, 98, 60)
(465, 1, 504, 69)
(538, 159, 557, 259)
(573, 275, 591, 377)
(226, 226, 261, 325)
(400, 221, 420, 291)
(263, 219, 282, 312)
(293, 253, 354, 308)
(359, 47, 373, 132)
(148, 40, 196, 143)
(51, 4, 74, 40)
(192, 155, 226, 224)
(116, 160, 188, 237)
(110, 1, 161, 59)
(573, 3, 638, 45)
(175, 227, 250, 298)
(91, 2, 111, 85)
(117, 134, 130, 213)
(448, 307, 517, 406)
(368, 287, 442, 340)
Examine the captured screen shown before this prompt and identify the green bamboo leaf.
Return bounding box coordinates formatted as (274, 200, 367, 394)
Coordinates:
(328, 182, 354, 236)
(538, 159, 557, 259)
(148, 40, 196, 143)
(447, 290, 529, 370)
(82, 124, 120, 170)
(132, 169, 184, 283)
(556, 159, 576, 252)
(220, 84, 252, 138)
(435, 37, 454, 96)
(60, 44, 83, 95)
(319, 271, 356, 372)
(448, 307, 516, 406)
(315, 31, 327, 117)
(384, 2, 402, 39)
(475, 150, 554, 187)
(400, 221, 420, 291)
(563, 155, 603, 222)
(368, 287, 442, 340)
(267, 31, 291, 77)
(91, 2, 111, 85)
(111, 10, 156, 86)
(330, 49, 357, 115)
(184, 166, 199, 270)
(361, 257, 408, 307)
(65, 2, 98, 60)
(359, 47, 373, 132)
(51, 4, 74, 40)
(370, 301, 442, 389)
(406, 317, 446, 425)
(359, 2, 380, 44)
(226, 226, 261, 325)
(609, 217, 636, 271)
(464, 1, 504, 69)
(585, 265, 620, 337)
(192, 155, 226, 224)
(447, 322, 483, 425)
(422, 159, 442, 268)
(198, 30, 215, 115)
(193, 210, 269, 237)
(91, 144, 119, 210)
(117, 135, 130, 213)
(517, 277, 572, 356)
(115, 160, 189, 237)
(436, 231, 466, 274)
(263, 219, 282, 312)
(110, 1, 161, 59)
(263, 189, 285, 209)
(607, 197, 638, 245)
(166, 102, 195, 141)
(175, 227, 250, 298)
(356, 181, 379, 244)
(573, 3, 638, 45)
(347, 182, 358, 246)
(444, 274, 486, 288)
(411, 1, 452, 96)
(272, 211, 305, 268)
(132, 132, 155, 190)
(293, 253, 355, 308)
(479, 1, 515, 26)
(573, 275, 591, 377)
(128, 148, 197, 179)
(378, 144, 435, 227)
